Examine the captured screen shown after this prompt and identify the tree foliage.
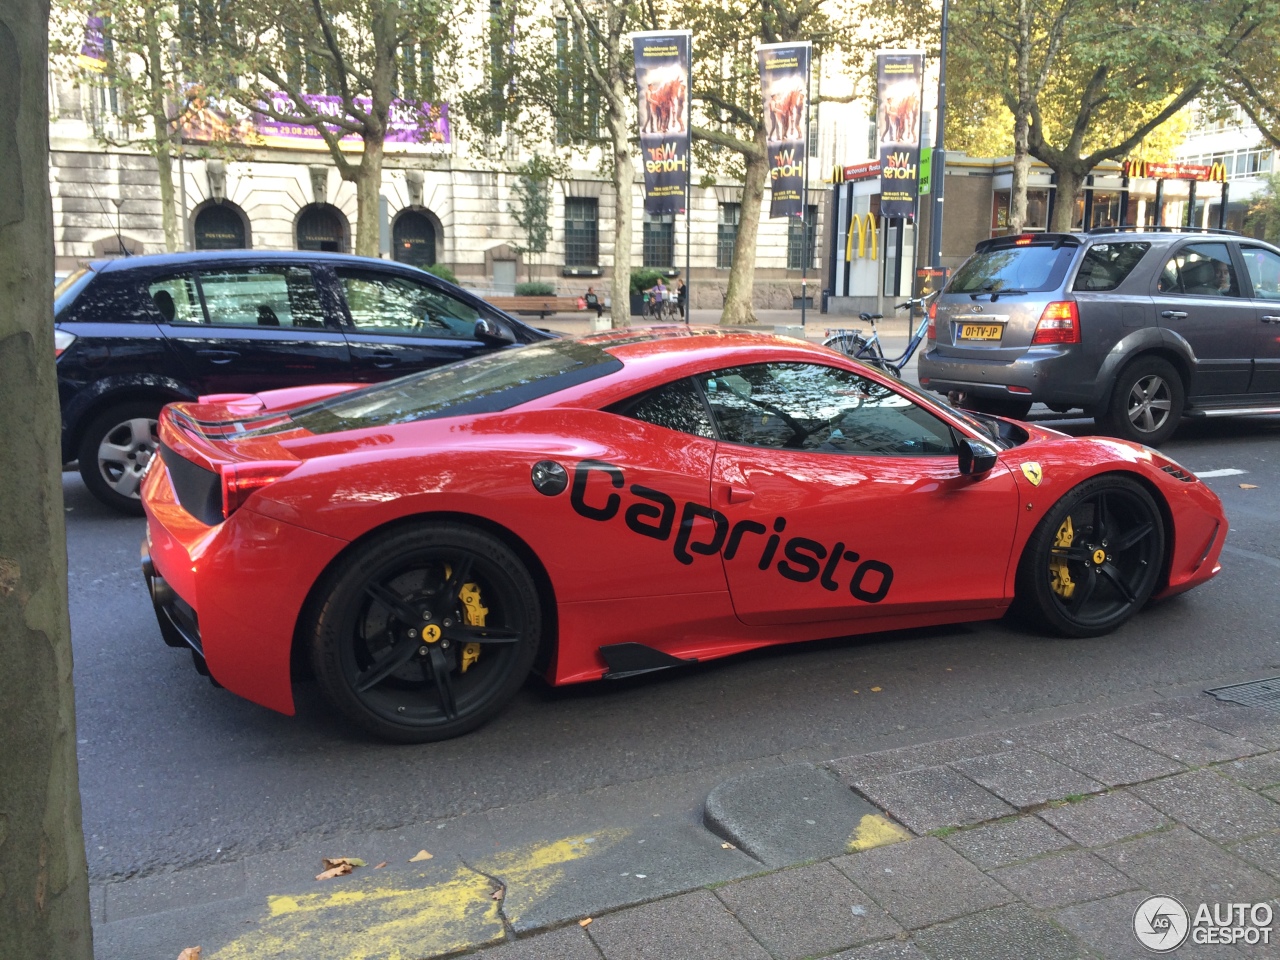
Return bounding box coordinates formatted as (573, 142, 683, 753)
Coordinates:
(508, 153, 559, 280)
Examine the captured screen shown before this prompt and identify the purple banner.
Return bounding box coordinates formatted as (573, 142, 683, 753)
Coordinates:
(253, 92, 450, 148)
(78, 15, 107, 72)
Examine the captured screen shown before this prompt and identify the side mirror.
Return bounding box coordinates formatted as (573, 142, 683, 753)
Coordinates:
(958, 438, 998, 476)
(474, 316, 516, 346)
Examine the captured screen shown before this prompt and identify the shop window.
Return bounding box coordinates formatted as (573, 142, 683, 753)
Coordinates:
(393, 210, 437, 268)
(193, 203, 248, 250)
(296, 204, 349, 253)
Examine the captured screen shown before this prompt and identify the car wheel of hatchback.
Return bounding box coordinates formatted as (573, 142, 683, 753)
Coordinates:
(309, 523, 541, 743)
(1016, 475, 1165, 638)
(78, 401, 163, 515)
(1105, 356, 1184, 446)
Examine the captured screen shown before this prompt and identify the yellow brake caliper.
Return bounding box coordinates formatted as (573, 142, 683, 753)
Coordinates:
(458, 582, 487, 673)
(1049, 516, 1076, 598)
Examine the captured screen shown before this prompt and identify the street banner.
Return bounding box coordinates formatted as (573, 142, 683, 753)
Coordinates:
(758, 41, 811, 219)
(78, 14, 107, 72)
(876, 50, 924, 218)
(633, 31, 692, 216)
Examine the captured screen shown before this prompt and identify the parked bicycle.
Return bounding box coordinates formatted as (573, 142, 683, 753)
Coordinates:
(822, 293, 937, 379)
(644, 290, 680, 322)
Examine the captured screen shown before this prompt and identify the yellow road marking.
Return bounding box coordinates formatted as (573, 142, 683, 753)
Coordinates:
(847, 814, 912, 852)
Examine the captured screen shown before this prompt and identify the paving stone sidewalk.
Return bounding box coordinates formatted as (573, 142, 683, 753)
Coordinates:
(466, 694, 1280, 960)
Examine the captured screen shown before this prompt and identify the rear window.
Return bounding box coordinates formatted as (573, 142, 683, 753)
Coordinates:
(243, 338, 622, 436)
(949, 244, 1074, 295)
(54, 268, 94, 315)
(1071, 242, 1150, 292)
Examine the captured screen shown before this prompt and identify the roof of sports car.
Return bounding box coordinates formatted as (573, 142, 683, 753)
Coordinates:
(580, 324, 816, 357)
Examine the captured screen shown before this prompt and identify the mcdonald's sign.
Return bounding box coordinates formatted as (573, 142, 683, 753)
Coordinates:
(845, 212, 878, 261)
(1122, 159, 1228, 182)
(831, 161, 880, 184)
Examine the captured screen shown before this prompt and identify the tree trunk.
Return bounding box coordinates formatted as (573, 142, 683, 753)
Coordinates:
(0, 3, 94, 957)
(1008, 113, 1031, 234)
(1049, 165, 1087, 232)
(607, 74, 633, 328)
(144, 14, 179, 251)
(721, 126, 767, 325)
(351, 136, 385, 258)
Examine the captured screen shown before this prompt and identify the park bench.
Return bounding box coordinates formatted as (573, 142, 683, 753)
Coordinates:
(487, 296, 586, 318)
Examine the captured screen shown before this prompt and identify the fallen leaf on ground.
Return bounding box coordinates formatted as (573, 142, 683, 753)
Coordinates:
(721, 842, 735, 849)
(374, 861, 388, 869)
(491, 886, 505, 901)
(177, 949, 202, 960)
(870, 686, 882, 692)
(1241, 483, 1258, 489)
(579, 918, 593, 927)
(409, 849, 433, 862)
(316, 857, 365, 881)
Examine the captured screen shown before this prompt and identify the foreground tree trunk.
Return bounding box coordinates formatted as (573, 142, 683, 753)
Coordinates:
(0, 2, 94, 957)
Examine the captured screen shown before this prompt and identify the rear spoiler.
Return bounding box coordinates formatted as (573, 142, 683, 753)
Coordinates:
(974, 233, 1082, 254)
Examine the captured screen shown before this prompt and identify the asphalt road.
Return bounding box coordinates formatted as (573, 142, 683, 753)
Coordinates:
(67, 410, 1280, 885)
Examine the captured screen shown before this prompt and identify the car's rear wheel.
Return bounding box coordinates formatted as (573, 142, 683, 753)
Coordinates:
(310, 523, 541, 743)
(78, 401, 163, 515)
(1015, 475, 1164, 638)
(1104, 357, 1184, 446)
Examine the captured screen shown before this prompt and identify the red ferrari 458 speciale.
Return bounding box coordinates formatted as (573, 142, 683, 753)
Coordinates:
(141, 327, 1226, 741)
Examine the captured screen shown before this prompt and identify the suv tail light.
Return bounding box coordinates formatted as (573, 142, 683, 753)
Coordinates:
(1031, 301, 1080, 344)
(221, 461, 298, 519)
(926, 301, 937, 341)
(54, 329, 77, 358)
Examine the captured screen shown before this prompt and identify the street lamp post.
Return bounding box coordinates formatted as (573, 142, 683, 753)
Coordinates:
(928, 0, 950, 270)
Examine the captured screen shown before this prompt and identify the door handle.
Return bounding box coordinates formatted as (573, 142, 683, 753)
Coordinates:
(722, 485, 755, 504)
(369, 349, 396, 368)
(195, 349, 239, 364)
(1160, 311, 1188, 320)
(1262, 315, 1280, 324)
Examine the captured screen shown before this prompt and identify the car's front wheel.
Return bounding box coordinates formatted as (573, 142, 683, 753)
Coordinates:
(77, 401, 163, 515)
(309, 523, 541, 743)
(1104, 357, 1184, 446)
(1015, 475, 1165, 638)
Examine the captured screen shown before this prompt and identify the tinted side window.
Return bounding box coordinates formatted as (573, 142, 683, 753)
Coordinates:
(1158, 242, 1241, 298)
(197, 267, 327, 327)
(609, 379, 716, 439)
(336, 268, 479, 338)
(700, 362, 956, 456)
(1071, 242, 1150, 292)
(148, 274, 203, 324)
(1240, 246, 1280, 300)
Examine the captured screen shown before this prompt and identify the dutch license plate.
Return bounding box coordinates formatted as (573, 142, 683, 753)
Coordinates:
(959, 323, 1003, 341)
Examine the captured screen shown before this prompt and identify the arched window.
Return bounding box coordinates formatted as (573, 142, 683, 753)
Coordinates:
(296, 204, 349, 253)
(193, 203, 249, 250)
(392, 210, 437, 268)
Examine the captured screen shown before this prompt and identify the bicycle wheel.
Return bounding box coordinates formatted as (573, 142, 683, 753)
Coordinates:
(822, 331, 868, 357)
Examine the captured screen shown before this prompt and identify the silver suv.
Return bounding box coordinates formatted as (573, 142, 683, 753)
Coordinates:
(917, 227, 1280, 445)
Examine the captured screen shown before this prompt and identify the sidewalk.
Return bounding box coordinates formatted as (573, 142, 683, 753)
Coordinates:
(93, 691, 1280, 959)
(463, 693, 1280, 960)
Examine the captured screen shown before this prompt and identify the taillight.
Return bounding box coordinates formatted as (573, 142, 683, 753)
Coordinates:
(1014, 235, 1035, 246)
(221, 461, 297, 518)
(1031, 301, 1080, 344)
(926, 301, 937, 341)
(54, 329, 76, 358)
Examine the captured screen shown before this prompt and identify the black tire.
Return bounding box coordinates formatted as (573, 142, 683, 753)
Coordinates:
(309, 522, 541, 743)
(1103, 356, 1184, 446)
(1015, 475, 1165, 638)
(77, 401, 163, 515)
(823, 331, 872, 359)
(960, 397, 1033, 420)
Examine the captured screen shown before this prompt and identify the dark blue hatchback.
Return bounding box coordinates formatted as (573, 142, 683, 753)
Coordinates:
(54, 251, 550, 513)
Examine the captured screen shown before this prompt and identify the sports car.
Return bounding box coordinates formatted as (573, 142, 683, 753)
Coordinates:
(141, 327, 1226, 742)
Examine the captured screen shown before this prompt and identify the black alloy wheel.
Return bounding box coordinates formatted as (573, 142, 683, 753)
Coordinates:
(1105, 356, 1184, 446)
(310, 523, 541, 743)
(1016, 475, 1165, 638)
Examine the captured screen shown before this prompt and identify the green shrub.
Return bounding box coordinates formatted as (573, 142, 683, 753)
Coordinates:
(630, 268, 666, 295)
(514, 281, 556, 296)
(423, 263, 458, 285)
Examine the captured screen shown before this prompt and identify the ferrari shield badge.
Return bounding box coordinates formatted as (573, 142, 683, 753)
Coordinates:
(1020, 462, 1044, 486)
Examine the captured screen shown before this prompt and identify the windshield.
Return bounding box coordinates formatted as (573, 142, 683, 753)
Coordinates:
(949, 244, 1074, 294)
(243, 338, 623, 436)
